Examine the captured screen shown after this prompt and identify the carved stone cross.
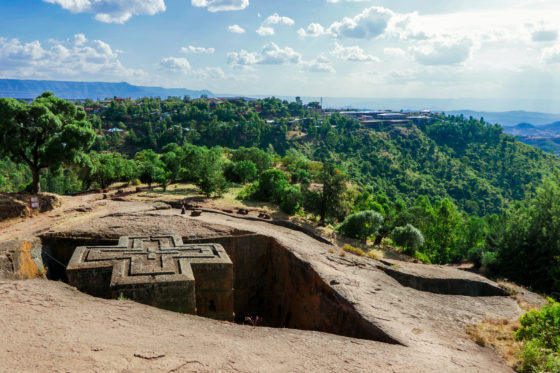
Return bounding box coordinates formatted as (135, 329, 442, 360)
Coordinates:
(67, 235, 233, 320)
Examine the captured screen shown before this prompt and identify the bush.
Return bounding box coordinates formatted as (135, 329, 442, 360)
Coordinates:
(412, 251, 431, 263)
(518, 340, 560, 373)
(337, 210, 384, 241)
(481, 251, 498, 269)
(291, 169, 311, 185)
(279, 185, 302, 215)
(516, 298, 560, 351)
(233, 160, 257, 183)
(231, 147, 272, 174)
(237, 182, 258, 200)
(516, 298, 560, 373)
(255, 169, 289, 203)
(391, 224, 425, 255)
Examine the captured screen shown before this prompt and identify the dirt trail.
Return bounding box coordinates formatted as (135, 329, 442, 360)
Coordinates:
(0, 189, 152, 241)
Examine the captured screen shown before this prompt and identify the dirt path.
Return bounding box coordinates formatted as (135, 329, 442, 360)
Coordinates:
(0, 189, 153, 241)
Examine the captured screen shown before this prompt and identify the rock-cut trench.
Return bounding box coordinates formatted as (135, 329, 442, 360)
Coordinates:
(39, 232, 402, 345)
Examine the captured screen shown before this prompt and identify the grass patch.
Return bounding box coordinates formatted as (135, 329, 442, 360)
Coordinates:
(466, 319, 523, 368)
(342, 243, 366, 257)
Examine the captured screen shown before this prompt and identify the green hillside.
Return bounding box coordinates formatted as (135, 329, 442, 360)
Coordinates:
(2, 96, 559, 216)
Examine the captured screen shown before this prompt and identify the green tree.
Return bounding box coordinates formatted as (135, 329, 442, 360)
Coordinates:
(318, 162, 348, 226)
(80, 152, 132, 189)
(135, 149, 165, 189)
(338, 210, 384, 241)
(0, 92, 96, 193)
(391, 224, 425, 255)
(233, 160, 257, 183)
(231, 147, 273, 174)
(196, 148, 228, 197)
(255, 169, 290, 203)
(495, 174, 560, 293)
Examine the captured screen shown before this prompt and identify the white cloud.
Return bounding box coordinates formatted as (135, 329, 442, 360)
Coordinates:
(256, 26, 274, 36)
(297, 23, 326, 38)
(260, 43, 301, 64)
(302, 56, 335, 73)
(227, 42, 301, 68)
(74, 33, 87, 45)
(391, 13, 431, 41)
(532, 29, 558, 42)
(43, 0, 165, 23)
(227, 50, 259, 69)
(227, 43, 334, 73)
(159, 57, 191, 73)
(327, 6, 393, 39)
(263, 13, 294, 26)
(191, 0, 248, 12)
(412, 37, 474, 66)
(228, 24, 245, 34)
(326, 0, 370, 2)
(0, 35, 146, 82)
(159, 56, 225, 80)
(181, 45, 215, 54)
(543, 45, 560, 63)
(192, 66, 225, 79)
(384, 47, 406, 57)
(331, 42, 379, 62)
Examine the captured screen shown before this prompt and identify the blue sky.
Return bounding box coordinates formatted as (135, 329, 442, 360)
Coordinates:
(1, 0, 560, 102)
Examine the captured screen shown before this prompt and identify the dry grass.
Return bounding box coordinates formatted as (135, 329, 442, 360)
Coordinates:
(466, 319, 523, 369)
(342, 244, 366, 256)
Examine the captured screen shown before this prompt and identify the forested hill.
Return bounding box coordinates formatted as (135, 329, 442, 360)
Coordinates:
(0, 79, 214, 100)
(2, 96, 559, 217)
(331, 115, 559, 216)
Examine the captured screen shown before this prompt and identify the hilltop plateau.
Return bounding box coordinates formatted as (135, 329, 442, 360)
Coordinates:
(0, 187, 545, 372)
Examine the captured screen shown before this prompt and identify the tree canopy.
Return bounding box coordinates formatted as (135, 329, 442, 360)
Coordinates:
(0, 92, 95, 193)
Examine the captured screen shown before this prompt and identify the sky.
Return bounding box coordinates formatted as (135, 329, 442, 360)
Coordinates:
(1, 0, 560, 106)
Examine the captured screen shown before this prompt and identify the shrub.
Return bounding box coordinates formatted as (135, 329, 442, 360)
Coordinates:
(231, 147, 272, 174)
(255, 169, 289, 203)
(481, 251, 498, 269)
(279, 185, 302, 215)
(391, 224, 425, 255)
(337, 210, 384, 241)
(516, 298, 560, 373)
(237, 182, 258, 200)
(518, 340, 560, 373)
(233, 160, 257, 183)
(413, 251, 431, 264)
(516, 298, 560, 351)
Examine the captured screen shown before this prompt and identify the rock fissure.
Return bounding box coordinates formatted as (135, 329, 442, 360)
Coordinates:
(377, 264, 507, 297)
(39, 232, 403, 344)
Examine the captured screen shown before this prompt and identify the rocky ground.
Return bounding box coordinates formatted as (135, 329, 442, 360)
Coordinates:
(0, 188, 546, 372)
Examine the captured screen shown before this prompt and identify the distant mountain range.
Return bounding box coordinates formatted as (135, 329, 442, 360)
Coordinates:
(0, 79, 214, 100)
(499, 122, 560, 156)
(446, 110, 560, 126)
(502, 122, 560, 137)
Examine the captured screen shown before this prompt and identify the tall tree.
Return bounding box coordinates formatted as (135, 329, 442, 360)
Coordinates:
(0, 92, 95, 193)
(135, 149, 165, 189)
(318, 162, 347, 226)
